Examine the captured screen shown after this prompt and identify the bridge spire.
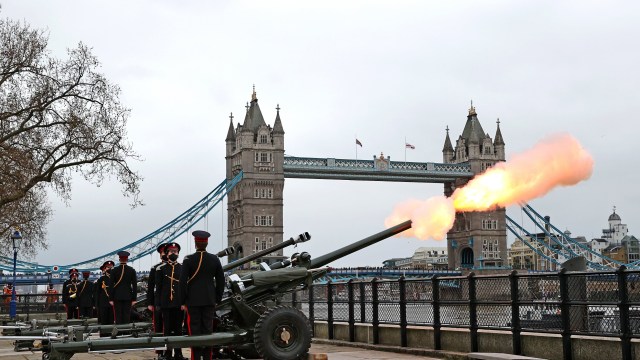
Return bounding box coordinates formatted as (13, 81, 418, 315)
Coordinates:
(468, 100, 477, 116)
(251, 84, 257, 101)
(494, 117, 505, 146)
(442, 125, 454, 155)
(225, 112, 236, 142)
(242, 101, 253, 132)
(273, 104, 284, 134)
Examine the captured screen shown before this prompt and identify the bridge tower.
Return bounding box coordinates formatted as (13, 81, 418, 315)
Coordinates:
(225, 88, 286, 267)
(443, 103, 507, 270)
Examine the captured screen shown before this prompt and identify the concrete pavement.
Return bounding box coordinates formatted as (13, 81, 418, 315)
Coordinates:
(0, 340, 446, 359)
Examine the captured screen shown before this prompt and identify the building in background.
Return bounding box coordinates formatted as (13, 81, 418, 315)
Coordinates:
(508, 208, 638, 270)
(383, 247, 448, 270)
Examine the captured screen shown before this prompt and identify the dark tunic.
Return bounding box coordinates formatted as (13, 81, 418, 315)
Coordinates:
(94, 273, 113, 325)
(156, 262, 183, 309)
(109, 265, 137, 301)
(62, 279, 80, 319)
(109, 264, 137, 324)
(76, 279, 94, 318)
(179, 250, 225, 307)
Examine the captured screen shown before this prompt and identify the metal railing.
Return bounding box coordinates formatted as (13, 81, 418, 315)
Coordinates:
(0, 294, 65, 319)
(289, 266, 640, 360)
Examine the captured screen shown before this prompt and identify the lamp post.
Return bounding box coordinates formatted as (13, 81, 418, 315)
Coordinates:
(10, 229, 22, 320)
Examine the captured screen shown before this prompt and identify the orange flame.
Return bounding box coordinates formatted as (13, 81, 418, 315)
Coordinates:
(385, 133, 594, 240)
(384, 197, 455, 241)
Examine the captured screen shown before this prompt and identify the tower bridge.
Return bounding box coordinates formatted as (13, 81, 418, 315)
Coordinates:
(225, 89, 506, 271)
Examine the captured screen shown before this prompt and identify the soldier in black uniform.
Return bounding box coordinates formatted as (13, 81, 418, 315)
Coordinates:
(180, 230, 225, 360)
(148, 243, 168, 360)
(156, 242, 185, 360)
(148, 243, 168, 330)
(76, 271, 94, 318)
(62, 268, 80, 319)
(109, 251, 137, 324)
(95, 260, 115, 325)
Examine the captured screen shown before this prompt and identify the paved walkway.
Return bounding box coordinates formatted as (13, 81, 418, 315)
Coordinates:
(0, 340, 443, 359)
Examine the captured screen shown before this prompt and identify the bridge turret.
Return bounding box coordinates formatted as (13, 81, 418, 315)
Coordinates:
(446, 103, 507, 270)
(226, 88, 286, 268)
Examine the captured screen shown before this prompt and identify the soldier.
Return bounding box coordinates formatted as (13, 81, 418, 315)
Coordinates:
(95, 260, 115, 325)
(156, 242, 185, 360)
(147, 243, 168, 330)
(62, 269, 80, 319)
(77, 271, 94, 318)
(109, 251, 137, 324)
(180, 231, 225, 360)
(148, 243, 168, 360)
(44, 283, 59, 311)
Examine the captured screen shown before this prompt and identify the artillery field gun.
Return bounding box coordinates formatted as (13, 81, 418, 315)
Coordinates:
(2, 220, 412, 360)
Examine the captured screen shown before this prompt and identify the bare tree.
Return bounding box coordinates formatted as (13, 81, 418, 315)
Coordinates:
(0, 17, 142, 253)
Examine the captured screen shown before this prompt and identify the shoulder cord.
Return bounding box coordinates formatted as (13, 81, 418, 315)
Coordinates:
(114, 265, 126, 288)
(79, 281, 87, 295)
(187, 252, 204, 284)
(101, 280, 109, 297)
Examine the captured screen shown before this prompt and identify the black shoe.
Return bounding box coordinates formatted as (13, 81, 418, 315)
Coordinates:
(173, 350, 186, 360)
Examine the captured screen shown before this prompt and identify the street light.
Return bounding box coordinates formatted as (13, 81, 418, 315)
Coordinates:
(9, 229, 22, 320)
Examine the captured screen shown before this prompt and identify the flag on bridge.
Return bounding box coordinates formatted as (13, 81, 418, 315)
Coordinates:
(406, 143, 415, 149)
(356, 139, 363, 147)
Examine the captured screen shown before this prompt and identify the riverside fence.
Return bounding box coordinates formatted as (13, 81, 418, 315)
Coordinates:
(289, 266, 640, 360)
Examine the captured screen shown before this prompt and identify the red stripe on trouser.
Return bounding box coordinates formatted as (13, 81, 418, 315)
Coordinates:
(186, 308, 193, 360)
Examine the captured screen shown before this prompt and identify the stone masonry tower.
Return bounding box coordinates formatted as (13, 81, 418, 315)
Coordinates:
(442, 103, 507, 270)
(225, 87, 285, 268)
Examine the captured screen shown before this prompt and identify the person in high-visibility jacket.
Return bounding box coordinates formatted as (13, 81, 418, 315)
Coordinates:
(3, 283, 14, 312)
(45, 284, 59, 311)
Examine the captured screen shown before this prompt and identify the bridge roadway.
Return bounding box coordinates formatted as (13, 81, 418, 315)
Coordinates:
(0, 340, 445, 359)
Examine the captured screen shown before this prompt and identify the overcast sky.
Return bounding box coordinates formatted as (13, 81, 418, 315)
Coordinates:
(3, 1, 639, 271)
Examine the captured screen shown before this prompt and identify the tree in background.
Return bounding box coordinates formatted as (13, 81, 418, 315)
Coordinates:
(0, 17, 143, 255)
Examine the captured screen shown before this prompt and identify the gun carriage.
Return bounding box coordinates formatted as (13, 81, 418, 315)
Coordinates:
(2, 220, 412, 360)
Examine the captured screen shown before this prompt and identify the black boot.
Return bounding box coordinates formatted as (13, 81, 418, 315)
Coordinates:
(174, 348, 186, 360)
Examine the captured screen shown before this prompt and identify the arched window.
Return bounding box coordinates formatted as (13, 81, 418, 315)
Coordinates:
(461, 247, 474, 269)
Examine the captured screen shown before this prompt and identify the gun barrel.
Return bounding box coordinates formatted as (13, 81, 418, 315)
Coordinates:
(309, 220, 412, 269)
(223, 232, 311, 271)
(216, 246, 235, 258)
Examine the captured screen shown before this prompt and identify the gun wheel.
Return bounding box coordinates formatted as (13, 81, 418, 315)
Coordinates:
(253, 305, 311, 360)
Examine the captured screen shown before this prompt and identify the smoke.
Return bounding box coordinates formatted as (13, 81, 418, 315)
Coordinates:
(385, 133, 594, 240)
